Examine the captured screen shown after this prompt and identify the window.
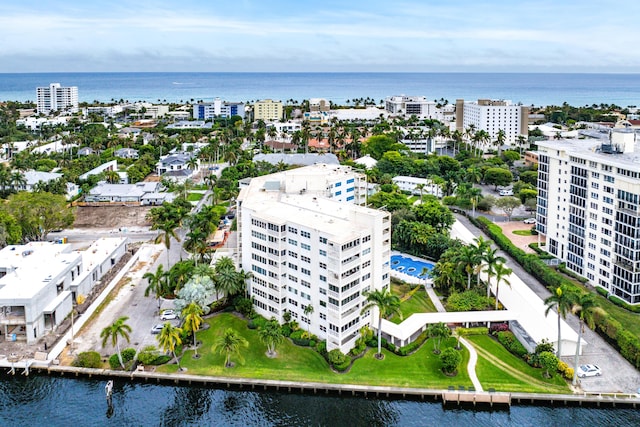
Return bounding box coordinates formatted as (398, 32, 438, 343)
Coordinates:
(301, 230, 311, 238)
(301, 243, 311, 251)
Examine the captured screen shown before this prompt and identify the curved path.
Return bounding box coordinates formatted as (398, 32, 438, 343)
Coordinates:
(423, 285, 483, 391)
(459, 337, 483, 392)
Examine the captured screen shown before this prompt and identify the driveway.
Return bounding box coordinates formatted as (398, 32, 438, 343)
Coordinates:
(455, 213, 640, 394)
(499, 221, 545, 254)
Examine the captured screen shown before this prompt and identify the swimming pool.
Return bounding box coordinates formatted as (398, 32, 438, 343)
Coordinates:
(390, 254, 435, 279)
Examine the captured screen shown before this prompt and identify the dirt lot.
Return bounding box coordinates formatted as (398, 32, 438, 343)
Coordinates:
(73, 206, 152, 229)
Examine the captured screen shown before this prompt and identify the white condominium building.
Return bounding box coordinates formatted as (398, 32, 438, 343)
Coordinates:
(385, 95, 452, 121)
(36, 83, 79, 115)
(237, 164, 391, 353)
(193, 98, 245, 119)
(537, 131, 640, 304)
(253, 99, 283, 122)
(456, 98, 528, 145)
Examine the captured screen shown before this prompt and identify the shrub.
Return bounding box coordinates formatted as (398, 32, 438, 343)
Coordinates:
(327, 349, 351, 371)
(489, 323, 509, 335)
(538, 351, 558, 378)
(557, 360, 574, 380)
(247, 315, 267, 330)
(396, 330, 428, 356)
(497, 331, 528, 357)
(72, 351, 102, 368)
(137, 346, 160, 366)
(108, 354, 122, 369)
(316, 341, 327, 358)
(447, 290, 493, 312)
(458, 327, 489, 336)
(596, 286, 608, 297)
(440, 347, 462, 374)
(280, 324, 292, 337)
(152, 355, 172, 365)
(366, 337, 378, 348)
(534, 339, 555, 355)
(234, 297, 254, 316)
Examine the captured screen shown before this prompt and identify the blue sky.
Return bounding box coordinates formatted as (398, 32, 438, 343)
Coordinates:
(1, 0, 639, 73)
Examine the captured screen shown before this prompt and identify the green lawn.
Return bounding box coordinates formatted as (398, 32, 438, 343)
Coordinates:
(466, 335, 570, 394)
(593, 293, 640, 339)
(187, 192, 204, 202)
(512, 230, 533, 236)
(158, 313, 472, 389)
(390, 281, 437, 324)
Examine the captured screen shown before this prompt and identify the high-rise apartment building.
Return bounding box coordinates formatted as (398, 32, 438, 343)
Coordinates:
(537, 131, 640, 304)
(36, 83, 78, 115)
(237, 164, 390, 353)
(456, 98, 528, 145)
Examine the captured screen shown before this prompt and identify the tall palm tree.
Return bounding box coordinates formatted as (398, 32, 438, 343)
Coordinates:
(9, 171, 26, 191)
(100, 316, 132, 369)
(492, 262, 512, 310)
(152, 218, 181, 267)
(258, 318, 284, 357)
(143, 264, 168, 312)
(303, 304, 314, 338)
(544, 285, 577, 358)
(482, 248, 506, 298)
(456, 245, 480, 290)
(213, 327, 249, 367)
(571, 293, 603, 386)
(360, 288, 401, 359)
(181, 302, 204, 357)
(157, 322, 183, 370)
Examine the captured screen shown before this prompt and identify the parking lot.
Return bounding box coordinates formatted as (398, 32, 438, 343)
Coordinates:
(70, 243, 181, 361)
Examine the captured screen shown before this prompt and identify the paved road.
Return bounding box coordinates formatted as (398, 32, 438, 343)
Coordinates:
(455, 213, 640, 394)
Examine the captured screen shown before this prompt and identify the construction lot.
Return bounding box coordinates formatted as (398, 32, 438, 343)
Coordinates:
(73, 205, 152, 229)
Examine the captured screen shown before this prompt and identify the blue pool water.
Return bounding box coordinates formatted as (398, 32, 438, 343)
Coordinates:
(390, 255, 435, 278)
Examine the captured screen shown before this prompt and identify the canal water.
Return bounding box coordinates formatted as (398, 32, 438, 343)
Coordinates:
(1, 375, 639, 426)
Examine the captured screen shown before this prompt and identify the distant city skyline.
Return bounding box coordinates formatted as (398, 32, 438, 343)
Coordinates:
(2, 1, 640, 73)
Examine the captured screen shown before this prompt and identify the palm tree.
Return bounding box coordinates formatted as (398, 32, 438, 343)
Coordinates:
(100, 316, 132, 369)
(157, 322, 183, 370)
(212, 327, 249, 367)
(482, 247, 506, 298)
(143, 264, 168, 312)
(456, 245, 480, 290)
(427, 322, 451, 354)
(152, 218, 181, 267)
(415, 183, 426, 204)
(258, 318, 284, 357)
(571, 293, 603, 386)
(181, 302, 204, 357)
(9, 171, 26, 191)
(303, 304, 314, 338)
(492, 262, 512, 310)
(104, 170, 120, 184)
(544, 285, 577, 358)
(360, 288, 401, 359)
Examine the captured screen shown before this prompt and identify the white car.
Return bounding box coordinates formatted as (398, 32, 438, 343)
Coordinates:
(150, 324, 164, 335)
(523, 218, 536, 224)
(577, 364, 601, 378)
(499, 189, 514, 196)
(160, 309, 179, 321)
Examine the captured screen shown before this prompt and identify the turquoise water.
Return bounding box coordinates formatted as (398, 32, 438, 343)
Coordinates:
(1, 72, 640, 106)
(391, 254, 434, 278)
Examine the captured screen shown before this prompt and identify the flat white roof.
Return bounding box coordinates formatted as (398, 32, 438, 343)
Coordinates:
(0, 242, 79, 300)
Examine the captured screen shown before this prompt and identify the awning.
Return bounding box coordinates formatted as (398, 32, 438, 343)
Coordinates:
(43, 290, 71, 313)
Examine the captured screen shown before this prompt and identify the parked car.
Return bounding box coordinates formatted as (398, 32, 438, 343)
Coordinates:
(523, 218, 537, 224)
(577, 364, 601, 378)
(150, 324, 164, 334)
(160, 309, 179, 321)
(499, 189, 514, 196)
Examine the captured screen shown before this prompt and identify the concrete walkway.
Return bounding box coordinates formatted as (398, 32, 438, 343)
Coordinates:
(425, 287, 446, 312)
(459, 337, 483, 392)
(424, 282, 483, 392)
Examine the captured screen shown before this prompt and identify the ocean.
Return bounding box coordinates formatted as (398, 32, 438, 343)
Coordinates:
(1, 72, 639, 107)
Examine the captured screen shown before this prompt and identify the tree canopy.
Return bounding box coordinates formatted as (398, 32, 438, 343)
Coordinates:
(2, 191, 74, 242)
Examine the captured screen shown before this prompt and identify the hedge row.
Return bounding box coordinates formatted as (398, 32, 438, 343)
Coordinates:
(471, 215, 640, 370)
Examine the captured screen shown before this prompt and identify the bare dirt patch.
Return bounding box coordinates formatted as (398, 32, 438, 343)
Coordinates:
(73, 206, 152, 229)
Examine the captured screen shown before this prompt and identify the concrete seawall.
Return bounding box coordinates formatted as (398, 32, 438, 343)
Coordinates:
(10, 364, 639, 409)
